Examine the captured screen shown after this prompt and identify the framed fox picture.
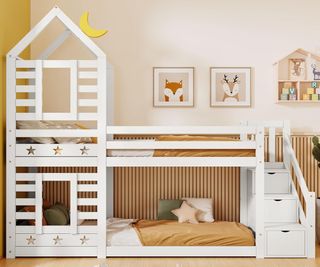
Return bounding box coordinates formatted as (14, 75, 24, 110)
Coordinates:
(210, 67, 251, 107)
(153, 67, 194, 107)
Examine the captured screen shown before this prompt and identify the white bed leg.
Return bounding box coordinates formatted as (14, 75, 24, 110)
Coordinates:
(255, 126, 265, 258)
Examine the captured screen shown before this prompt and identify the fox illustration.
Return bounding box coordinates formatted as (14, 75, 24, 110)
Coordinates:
(164, 80, 184, 102)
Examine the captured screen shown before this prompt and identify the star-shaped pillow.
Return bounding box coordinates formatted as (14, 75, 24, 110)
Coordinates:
(171, 201, 199, 224)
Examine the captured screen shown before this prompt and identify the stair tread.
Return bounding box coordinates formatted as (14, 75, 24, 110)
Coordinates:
(264, 193, 296, 199)
(265, 223, 306, 230)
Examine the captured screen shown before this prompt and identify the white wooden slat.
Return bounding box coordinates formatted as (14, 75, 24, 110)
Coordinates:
(16, 198, 36, 206)
(16, 129, 97, 137)
(16, 184, 35, 192)
(15, 247, 97, 257)
(106, 246, 256, 257)
(78, 60, 98, 68)
(16, 99, 35, 107)
(35, 60, 43, 120)
(78, 113, 98, 120)
(78, 184, 98, 192)
(70, 60, 77, 120)
(78, 212, 98, 220)
(42, 60, 76, 68)
(16, 71, 35, 79)
(78, 99, 98, 107)
(42, 173, 77, 181)
(35, 175, 43, 234)
(16, 60, 36, 68)
(78, 198, 97, 206)
(70, 176, 77, 234)
(16, 85, 35, 93)
(15, 157, 98, 167)
(77, 173, 98, 181)
(16, 233, 97, 247)
(16, 225, 97, 234)
(268, 127, 276, 162)
(106, 157, 257, 167)
(107, 126, 257, 135)
(16, 212, 35, 220)
(16, 113, 36, 120)
(16, 173, 37, 181)
(106, 140, 256, 150)
(16, 144, 97, 157)
(79, 71, 98, 79)
(78, 85, 98, 93)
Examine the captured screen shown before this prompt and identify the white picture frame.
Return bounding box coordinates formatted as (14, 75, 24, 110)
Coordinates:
(153, 67, 194, 107)
(210, 67, 251, 107)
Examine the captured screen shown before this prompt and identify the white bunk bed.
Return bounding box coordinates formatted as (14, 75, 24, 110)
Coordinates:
(6, 7, 315, 259)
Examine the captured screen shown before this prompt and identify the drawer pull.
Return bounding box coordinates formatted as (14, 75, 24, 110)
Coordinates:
(274, 199, 283, 202)
(281, 230, 290, 233)
(267, 172, 276, 175)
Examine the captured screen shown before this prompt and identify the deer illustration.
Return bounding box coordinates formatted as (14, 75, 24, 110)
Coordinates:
(222, 74, 240, 102)
(311, 64, 320, 80)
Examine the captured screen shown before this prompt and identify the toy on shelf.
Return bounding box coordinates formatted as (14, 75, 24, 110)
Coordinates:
(311, 64, 320, 80)
(316, 88, 320, 95)
(280, 94, 289, 100)
(282, 88, 289, 94)
(312, 94, 319, 101)
(307, 88, 315, 95)
(311, 81, 318, 88)
(303, 94, 310, 100)
(289, 94, 297, 100)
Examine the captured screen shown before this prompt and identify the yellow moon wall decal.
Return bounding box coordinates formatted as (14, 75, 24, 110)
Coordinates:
(80, 11, 108, 38)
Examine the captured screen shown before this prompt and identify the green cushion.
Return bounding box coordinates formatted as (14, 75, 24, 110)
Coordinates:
(53, 202, 70, 223)
(157, 199, 183, 220)
(44, 207, 68, 225)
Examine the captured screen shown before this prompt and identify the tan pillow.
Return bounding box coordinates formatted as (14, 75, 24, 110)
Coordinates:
(182, 197, 214, 222)
(171, 201, 199, 224)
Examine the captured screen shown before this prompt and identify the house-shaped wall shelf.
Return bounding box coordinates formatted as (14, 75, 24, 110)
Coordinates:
(274, 48, 320, 103)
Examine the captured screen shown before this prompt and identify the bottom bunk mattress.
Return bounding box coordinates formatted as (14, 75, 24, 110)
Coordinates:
(107, 218, 255, 246)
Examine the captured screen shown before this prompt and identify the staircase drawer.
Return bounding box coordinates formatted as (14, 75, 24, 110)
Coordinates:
(265, 199, 297, 223)
(266, 229, 305, 257)
(250, 171, 290, 194)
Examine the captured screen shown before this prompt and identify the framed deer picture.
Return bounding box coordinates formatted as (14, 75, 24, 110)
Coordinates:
(210, 67, 251, 107)
(153, 67, 194, 107)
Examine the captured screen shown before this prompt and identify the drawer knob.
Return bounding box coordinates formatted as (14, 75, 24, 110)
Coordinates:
(267, 172, 276, 175)
(274, 199, 283, 202)
(281, 230, 290, 233)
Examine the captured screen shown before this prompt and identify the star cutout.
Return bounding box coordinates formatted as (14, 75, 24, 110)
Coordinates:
(26, 235, 36, 245)
(53, 146, 63, 155)
(80, 146, 90, 155)
(26, 146, 36, 155)
(53, 235, 63, 245)
(80, 235, 90, 245)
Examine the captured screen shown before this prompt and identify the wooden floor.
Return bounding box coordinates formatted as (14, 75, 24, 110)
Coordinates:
(1, 246, 320, 267)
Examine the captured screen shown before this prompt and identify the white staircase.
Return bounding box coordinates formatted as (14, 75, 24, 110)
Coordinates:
(248, 162, 309, 258)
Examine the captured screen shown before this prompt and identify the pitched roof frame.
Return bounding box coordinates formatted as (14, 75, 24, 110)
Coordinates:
(8, 6, 106, 59)
(274, 48, 320, 65)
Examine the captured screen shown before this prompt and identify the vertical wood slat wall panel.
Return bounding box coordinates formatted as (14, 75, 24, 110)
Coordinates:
(114, 135, 320, 222)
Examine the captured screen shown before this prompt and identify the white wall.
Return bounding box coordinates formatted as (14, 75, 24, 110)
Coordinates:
(31, 0, 320, 132)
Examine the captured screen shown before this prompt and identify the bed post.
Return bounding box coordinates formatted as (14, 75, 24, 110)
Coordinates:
(255, 126, 265, 258)
(6, 54, 16, 259)
(240, 121, 248, 225)
(97, 56, 107, 258)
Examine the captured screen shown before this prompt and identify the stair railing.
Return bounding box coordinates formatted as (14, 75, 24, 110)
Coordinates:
(283, 134, 315, 258)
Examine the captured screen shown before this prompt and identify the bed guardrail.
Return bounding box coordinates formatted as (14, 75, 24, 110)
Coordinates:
(283, 134, 316, 258)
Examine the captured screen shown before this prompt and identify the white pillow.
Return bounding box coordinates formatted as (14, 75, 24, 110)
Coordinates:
(182, 198, 214, 222)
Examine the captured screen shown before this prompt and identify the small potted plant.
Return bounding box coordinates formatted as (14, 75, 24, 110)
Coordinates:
(312, 136, 320, 242)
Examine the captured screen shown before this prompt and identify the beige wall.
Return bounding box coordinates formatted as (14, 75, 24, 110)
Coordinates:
(31, 0, 320, 132)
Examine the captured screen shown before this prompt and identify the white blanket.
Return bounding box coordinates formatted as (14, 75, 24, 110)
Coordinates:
(107, 218, 142, 246)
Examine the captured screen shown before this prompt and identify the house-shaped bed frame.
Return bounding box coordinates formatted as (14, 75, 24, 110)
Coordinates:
(6, 7, 315, 259)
